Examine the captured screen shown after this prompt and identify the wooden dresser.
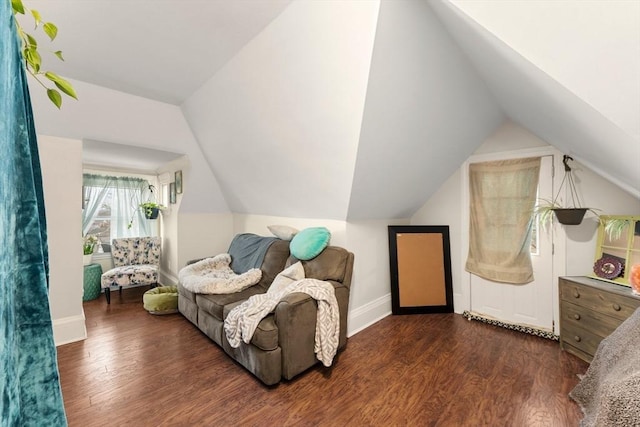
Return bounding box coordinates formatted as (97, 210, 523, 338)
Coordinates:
(559, 276, 640, 363)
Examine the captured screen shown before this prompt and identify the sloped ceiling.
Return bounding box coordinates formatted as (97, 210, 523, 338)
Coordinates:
(347, 0, 503, 219)
(430, 0, 640, 198)
(19, 0, 292, 104)
(182, 1, 380, 220)
(20, 0, 640, 222)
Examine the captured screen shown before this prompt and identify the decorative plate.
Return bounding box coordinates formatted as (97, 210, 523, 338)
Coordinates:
(593, 256, 624, 280)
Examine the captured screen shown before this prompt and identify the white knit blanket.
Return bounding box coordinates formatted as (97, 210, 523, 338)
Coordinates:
(178, 253, 262, 294)
(224, 278, 340, 367)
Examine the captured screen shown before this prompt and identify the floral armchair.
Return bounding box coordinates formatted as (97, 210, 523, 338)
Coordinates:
(101, 237, 161, 304)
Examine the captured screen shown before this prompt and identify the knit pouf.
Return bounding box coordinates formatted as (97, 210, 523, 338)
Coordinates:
(143, 286, 178, 315)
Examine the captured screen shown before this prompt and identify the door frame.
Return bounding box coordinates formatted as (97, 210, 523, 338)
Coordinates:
(459, 146, 567, 335)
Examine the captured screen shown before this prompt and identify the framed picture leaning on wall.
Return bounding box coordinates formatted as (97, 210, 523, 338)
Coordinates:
(170, 182, 176, 204)
(175, 170, 183, 194)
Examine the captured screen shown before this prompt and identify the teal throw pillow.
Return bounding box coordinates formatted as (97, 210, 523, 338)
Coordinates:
(290, 227, 331, 260)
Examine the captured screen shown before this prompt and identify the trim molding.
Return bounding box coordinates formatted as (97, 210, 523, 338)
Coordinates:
(53, 314, 87, 346)
(462, 310, 558, 341)
(347, 293, 391, 337)
(159, 269, 178, 286)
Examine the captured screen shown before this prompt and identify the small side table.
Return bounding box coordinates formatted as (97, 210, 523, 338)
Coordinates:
(83, 263, 102, 301)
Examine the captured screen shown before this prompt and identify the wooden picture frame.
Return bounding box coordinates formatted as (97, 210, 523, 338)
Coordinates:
(169, 182, 176, 204)
(388, 225, 454, 315)
(175, 170, 183, 194)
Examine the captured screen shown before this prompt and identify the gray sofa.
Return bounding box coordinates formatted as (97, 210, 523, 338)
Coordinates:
(177, 235, 354, 385)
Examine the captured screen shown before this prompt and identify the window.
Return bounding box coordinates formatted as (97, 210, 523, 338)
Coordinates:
(82, 173, 158, 252)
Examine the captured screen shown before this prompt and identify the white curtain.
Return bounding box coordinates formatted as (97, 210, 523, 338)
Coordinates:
(111, 180, 152, 239)
(465, 157, 541, 284)
(82, 182, 111, 235)
(82, 174, 152, 240)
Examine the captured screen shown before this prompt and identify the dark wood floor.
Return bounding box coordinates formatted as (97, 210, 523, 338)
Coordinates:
(57, 287, 588, 426)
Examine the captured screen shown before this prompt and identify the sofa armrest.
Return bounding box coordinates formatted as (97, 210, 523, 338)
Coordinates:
(185, 256, 215, 266)
(274, 281, 350, 380)
(274, 293, 318, 380)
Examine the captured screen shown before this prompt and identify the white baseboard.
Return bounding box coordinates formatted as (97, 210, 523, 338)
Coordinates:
(347, 293, 392, 337)
(160, 269, 178, 286)
(53, 314, 87, 346)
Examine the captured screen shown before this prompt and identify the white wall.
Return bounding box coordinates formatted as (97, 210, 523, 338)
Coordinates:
(38, 135, 86, 345)
(230, 214, 407, 336)
(182, 0, 380, 220)
(349, 0, 503, 220)
(29, 78, 229, 215)
(564, 161, 640, 275)
(344, 218, 409, 334)
(411, 120, 640, 314)
(450, 0, 640, 139)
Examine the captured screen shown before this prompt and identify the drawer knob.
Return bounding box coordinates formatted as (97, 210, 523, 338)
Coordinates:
(574, 336, 581, 342)
(573, 313, 581, 320)
(572, 290, 580, 298)
(613, 303, 621, 311)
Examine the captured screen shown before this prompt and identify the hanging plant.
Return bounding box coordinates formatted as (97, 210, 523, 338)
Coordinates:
(602, 217, 631, 241)
(139, 202, 166, 220)
(11, 0, 77, 108)
(533, 155, 598, 227)
(127, 185, 165, 228)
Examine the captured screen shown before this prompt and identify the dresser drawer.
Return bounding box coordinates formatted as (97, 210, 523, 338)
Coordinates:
(560, 301, 621, 339)
(560, 322, 602, 358)
(559, 279, 638, 321)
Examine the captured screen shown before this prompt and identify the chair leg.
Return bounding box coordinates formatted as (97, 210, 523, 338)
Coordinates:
(119, 286, 123, 296)
(104, 288, 111, 304)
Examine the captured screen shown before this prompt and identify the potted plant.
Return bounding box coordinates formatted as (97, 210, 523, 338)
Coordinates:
(534, 155, 597, 227)
(82, 234, 98, 265)
(127, 201, 166, 229)
(139, 201, 166, 220)
(534, 199, 599, 229)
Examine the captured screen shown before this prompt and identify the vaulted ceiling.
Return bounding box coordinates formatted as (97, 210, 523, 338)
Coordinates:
(21, 0, 640, 220)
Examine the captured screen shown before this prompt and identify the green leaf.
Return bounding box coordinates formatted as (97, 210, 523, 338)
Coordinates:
(43, 22, 58, 41)
(26, 33, 37, 49)
(29, 48, 41, 72)
(45, 72, 77, 99)
(53, 80, 78, 100)
(44, 71, 61, 83)
(31, 9, 42, 26)
(47, 89, 62, 109)
(24, 48, 41, 73)
(54, 50, 64, 61)
(11, 0, 25, 14)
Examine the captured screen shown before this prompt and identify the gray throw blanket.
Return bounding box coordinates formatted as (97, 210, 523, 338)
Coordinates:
(569, 307, 640, 426)
(228, 233, 277, 274)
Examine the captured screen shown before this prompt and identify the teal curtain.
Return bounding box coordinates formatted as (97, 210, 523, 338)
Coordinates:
(0, 2, 68, 426)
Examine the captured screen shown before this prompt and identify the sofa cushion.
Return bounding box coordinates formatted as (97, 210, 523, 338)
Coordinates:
(256, 239, 291, 291)
(288, 246, 349, 283)
(268, 262, 305, 294)
(289, 227, 331, 260)
(267, 225, 299, 241)
(196, 286, 264, 321)
(223, 300, 279, 351)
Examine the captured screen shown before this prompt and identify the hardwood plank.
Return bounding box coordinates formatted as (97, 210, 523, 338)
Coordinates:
(56, 289, 588, 426)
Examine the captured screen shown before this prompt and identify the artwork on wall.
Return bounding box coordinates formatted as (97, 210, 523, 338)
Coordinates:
(592, 215, 640, 290)
(175, 170, 183, 194)
(388, 225, 454, 315)
(169, 182, 176, 204)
